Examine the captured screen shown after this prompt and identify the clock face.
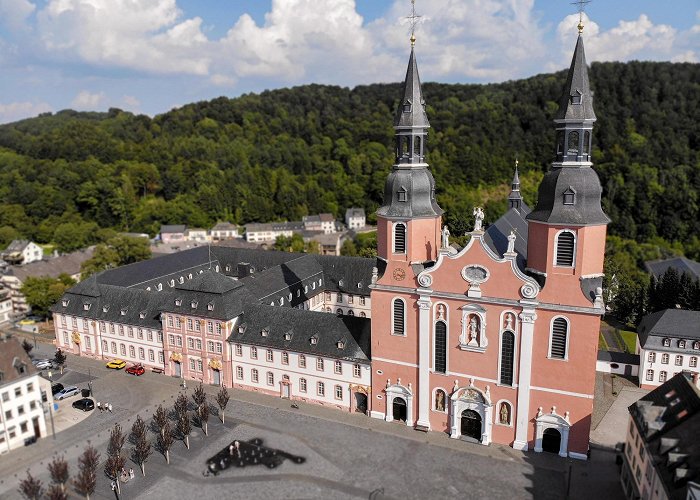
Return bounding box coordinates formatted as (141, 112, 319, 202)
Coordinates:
(393, 268, 406, 281)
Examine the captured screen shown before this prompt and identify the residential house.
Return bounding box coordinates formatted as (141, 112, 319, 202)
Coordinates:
(244, 222, 302, 243)
(210, 222, 240, 241)
(345, 208, 366, 230)
(160, 225, 187, 245)
(185, 228, 209, 243)
(302, 214, 336, 234)
(0, 288, 12, 324)
(1, 241, 43, 266)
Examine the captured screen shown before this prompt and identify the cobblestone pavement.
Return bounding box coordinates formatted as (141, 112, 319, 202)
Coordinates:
(0, 339, 624, 499)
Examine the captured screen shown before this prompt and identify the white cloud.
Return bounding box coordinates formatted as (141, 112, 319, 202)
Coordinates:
(0, 0, 36, 31)
(37, 0, 210, 75)
(71, 90, 107, 110)
(122, 95, 141, 110)
(0, 100, 52, 124)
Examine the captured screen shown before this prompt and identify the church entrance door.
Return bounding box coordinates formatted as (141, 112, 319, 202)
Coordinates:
(461, 410, 482, 442)
(392, 397, 407, 422)
(355, 393, 367, 414)
(542, 428, 561, 454)
(174, 362, 181, 378)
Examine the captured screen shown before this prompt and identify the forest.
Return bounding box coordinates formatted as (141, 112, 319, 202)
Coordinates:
(0, 60, 698, 324)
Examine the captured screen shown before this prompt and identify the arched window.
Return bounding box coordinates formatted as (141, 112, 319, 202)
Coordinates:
(550, 318, 569, 359)
(555, 231, 575, 267)
(434, 321, 447, 373)
(500, 331, 515, 386)
(556, 131, 565, 159)
(567, 131, 579, 155)
(402, 136, 409, 156)
(348, 310, 354, 316)
(336, 308, 343, 315)
(583, 131, 591, 155)
(394, 223, 406, 254)
(414, 136, 421, 156)
(360, 312, 366, 318)
(392, 299, 405, 336)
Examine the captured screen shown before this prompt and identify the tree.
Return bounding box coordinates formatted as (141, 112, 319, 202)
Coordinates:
(53, 349, 67, 374)
(130, 415, 152, 476)
(192, 383, 206, 415)
(73, 444, 99, 499)
(45, 484, 68, 500)
(174, 392, 188, 416)
(47, 455, 69, 493)
(153, 404, 168, 437)
(18, 470, 43, 500)
(216, 387, 230, 424)
(105, 423, 126, 494)
(177, 410, 191, 450)
(157, 422, 174, 464)
(20, 275, 76, 318)
(22, 339, 34, 357)
(199, 402, 210, 436)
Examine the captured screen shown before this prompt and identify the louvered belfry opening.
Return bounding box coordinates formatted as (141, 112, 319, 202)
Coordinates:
(556, 232, 575, 266)
(550, 318, 568, 359)
(500, 331, 515, 385)
(393, 299, 405, 335)
(394, 223, 406, 253)
(434, 321, 447, 373)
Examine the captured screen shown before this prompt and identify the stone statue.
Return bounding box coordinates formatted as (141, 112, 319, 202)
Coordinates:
(506, 230, 516, 253)
(468, 316, 479, 345)
(500, 403, 509, 424)
(473, 207, 485, 231)
(435, 390, 445, 412)
(441, 225, 450, 249)
(505, 313, 514, 330)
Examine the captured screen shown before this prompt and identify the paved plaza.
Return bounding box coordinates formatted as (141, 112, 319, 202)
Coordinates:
(0, 339, 625, 499)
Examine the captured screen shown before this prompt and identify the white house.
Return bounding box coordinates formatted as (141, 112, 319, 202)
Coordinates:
(0, 289, 12, 324)
(210, 222, 240, 241)
(1, 241, 43, 266)
(302, 214, 336, 234)
(345, 208, 366, 230)
(0, 337, 51, 454)
(185, 228, 209, 243)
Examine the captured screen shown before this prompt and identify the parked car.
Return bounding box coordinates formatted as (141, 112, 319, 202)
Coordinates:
(106, 359, 127, 370)
(126, 364, 145, 376)
(34, 360, 54, 370)
(72, 398, 95, 412)
(55, 386, 80, 400)
(51, 383, 64, 395)
(24, 435, 38, 446)
(32, 358, 51, 366)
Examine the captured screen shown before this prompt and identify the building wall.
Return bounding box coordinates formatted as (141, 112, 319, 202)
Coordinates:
(621, 417, 666, 500)
(162, 233, 186, 244)
(0, 296, 12, 324)
(639, 346, 700, 390)
(0, 374, 49, 454)
(0, 275, 28, 315)
(22, 242, 43, 265)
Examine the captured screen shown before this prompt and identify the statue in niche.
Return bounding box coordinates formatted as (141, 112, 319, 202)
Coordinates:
(435, 390, 445, 412)
(441, 225, 450, 249)
(437, 304, 445, 320)
(468, 315, 480, 346)
(499, 402, 510, 425)
(473, 207, 485, 231)
(505, 313, 514, 331)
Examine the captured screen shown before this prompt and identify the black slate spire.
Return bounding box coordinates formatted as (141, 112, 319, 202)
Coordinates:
(555, 35, 596, 122)
(393, 47, 430, 129)
(508, 164, 523, 212)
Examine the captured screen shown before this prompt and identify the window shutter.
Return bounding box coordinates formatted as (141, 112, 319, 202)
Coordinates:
(500, 331, 515, 385)
(434, 322, 447, 373)
(393, 300, 405, 335)
(394, 224, 406, 253)
(556, 232, 575, 266)
(550, 318, 568, 359)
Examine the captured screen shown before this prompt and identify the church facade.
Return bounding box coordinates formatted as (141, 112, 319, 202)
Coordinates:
(369, 32, 608, 459)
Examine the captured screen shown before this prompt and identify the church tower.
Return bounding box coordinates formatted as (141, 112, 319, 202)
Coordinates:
(526, 30, 610, 304)
(376, 39, 443, 268)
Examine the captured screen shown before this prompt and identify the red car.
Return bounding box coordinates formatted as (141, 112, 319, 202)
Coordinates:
(125, 364, 145, 376)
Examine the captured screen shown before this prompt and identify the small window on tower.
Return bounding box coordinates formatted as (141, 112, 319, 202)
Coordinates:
(397, 187, 407, 202)
(403, 100, 411, 112)
(571, 91, 582, 105)
(563, 187, 576, 205)
(567, 131, 580, 155)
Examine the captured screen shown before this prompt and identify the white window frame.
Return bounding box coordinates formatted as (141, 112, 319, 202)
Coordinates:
(553, 229, 577, 268)
(391, 297, 406, 336)
(548, 316, 570, 360)
(393, 222, 407, 254)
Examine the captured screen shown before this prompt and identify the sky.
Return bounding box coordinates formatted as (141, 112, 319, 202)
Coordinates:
(0, 0, 698, 124)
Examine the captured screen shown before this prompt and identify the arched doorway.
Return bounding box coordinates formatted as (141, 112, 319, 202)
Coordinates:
(392, 397, 407, 422)
(542, 428, 561, 454)
(354, 392, 367, 414)
(460, 410, 482, 442)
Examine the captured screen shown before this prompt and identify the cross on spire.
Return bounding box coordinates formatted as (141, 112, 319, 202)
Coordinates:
(571, 0, 591, 33)
(406, 0, 422, 46)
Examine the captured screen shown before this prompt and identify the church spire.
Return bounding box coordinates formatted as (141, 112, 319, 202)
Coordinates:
(555, 34, 596, 124)
(508, 160, 523, 212)
(393, 47, 430, 131)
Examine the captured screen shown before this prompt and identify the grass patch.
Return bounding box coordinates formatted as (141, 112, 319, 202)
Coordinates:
(617, 330, 638, 353)
(598, 332, 609, 350)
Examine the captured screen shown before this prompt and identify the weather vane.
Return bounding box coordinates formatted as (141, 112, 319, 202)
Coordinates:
(571, 0, 591, 33)
(406, 0, 422, 46)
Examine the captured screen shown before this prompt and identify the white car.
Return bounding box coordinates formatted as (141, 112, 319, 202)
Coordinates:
(55, 386, 80, 400)
(34, 360, 54, 370)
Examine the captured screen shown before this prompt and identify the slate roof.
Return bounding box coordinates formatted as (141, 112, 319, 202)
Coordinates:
(245, 222, 303, 233)
(597, 350, 639, 365)
(242, 255, 324, 305)
(484, 205, 530, 270)
(316, 255, 374, 296)
(2, 240, 31, 253)
(232, 304, 371, 363)
(211, 222, 238, 231)
(638, 310, 700, 352)
(394, 47, 429, 129)
(0, 337, 36, 386)
(555, 35, 596, 122)
(628, 372, 700, 498)
(160, 225, 187, 234)
(345, 208, 365, 219)
(3, 248, 94, 282)
(645, 257, 700, 282)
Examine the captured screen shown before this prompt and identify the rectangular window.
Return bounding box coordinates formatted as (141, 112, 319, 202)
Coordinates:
(334, 360, 342, 374)
(300, 378, 307, 392)
(216, 323, 222, 335)
(118, 325, 124, 336)
(317, 358, 324, 371)
(216, 343, 222, 354)
(187, 319, 193, 330)
(85, 337, 91, 349)
(325, 292, 331, 302)
(251, 347, 258, 359)
(646, 369, 653, 381)
(188, 338, 194, 349)
(100, 322, 105, 332)
(176, 336, 182, 347)
(675, 355, 683, 366)
(83, 319, 88, 329)
(317, 382, 325, 397)
(175, 317, 181, 328)
(110, 323, 115, 334)
(120, 344, 126, 356)
(235, 344, 242, 356)
(158, 351, 164, 363)
(353, 364, 361, 377)
(282, 352, 289, 365)
(147, 331, 153, 341)
(29, 401, 36, 411)
(662, 353, 669, 364)
(111, 342, 117, 354)
(299, 355, 306, 368)
(103, 340, 108, 351)
(267, 372, 274, 386)
(195, 320, 201, 332)
(4, 410, 11, 420)
(129, 346, 135, 357)
(168, 316, 173, 327)
(392, 300, 405, 336)
(157, 332, 163, 342)
(660, 371, 667, 383)
(266, 349, 273, 362)
(207, 321, 213, 334)
(72, 317, 77, 327)
(647, 352, 655, 363)
(550, 318, 568, 359)
(169, 334, 175, 345)
(691, 357, 698, 368)
(197, 360, 203, 372)
(14, 387, 21, 397)
(335, 385, 343, 400)
(63, 332, 69, 345)
(190, 358, 196, 370)
(149, 350, 155, 362)
(196, 339, 202, 350)
(251, 369, 259, 383)
(20, 422, 27, 433)
(1, 392, 8, 402)
(236, 366, 243, 379)
(138, 348, 145, 360)
(360, 297, 366, 306)
(127, 327, 133, 338)
(348, 295, 353, 304)
(138, 328, 144, 339)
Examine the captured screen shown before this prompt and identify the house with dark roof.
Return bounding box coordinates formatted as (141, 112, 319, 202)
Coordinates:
(160, 225, 187, 244)
(345, 208, 366, 230)
(638, 309, 700, 390)
(645, 256, 700, 283)
(1, 240, 43, 266)
(622, 372, 700, 499)
(0, 336, 51, 454)
(210, 222, 240, 241)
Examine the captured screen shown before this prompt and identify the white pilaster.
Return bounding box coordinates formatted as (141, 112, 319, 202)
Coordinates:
(513, 308, 537, 450)
(416, 296, 432, 430)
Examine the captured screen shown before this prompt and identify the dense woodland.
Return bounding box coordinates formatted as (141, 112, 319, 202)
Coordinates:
(0, 60, 698, 323)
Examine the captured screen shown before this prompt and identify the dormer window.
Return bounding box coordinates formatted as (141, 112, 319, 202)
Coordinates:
(679, 340, 686, 349)
(225, 265, 231, 272)
(102, 305, 109, 313)
(120, 308, 127, 316)
(336, 340, 345, 349)
(261, 328, 269, 337)
(139, 311, 146, 319)
(175, 298, 182, 307)
(357, 282, 362, 289)
(179, 277, 184, 284)
(170, 279, 175, 287)
(338, 279, 344, 287)
(310, 335, 318, 345)
(563, 187, 576, 206)
(238, 324, 247, 334)
(62, 299, 70, 307)
(663, 338, 671, 347)
(83, 303, 91, 311)
(157, 283, 162, 291)
(284, 332, 292, 341)
(207, 302, 214, 311)
(694, 341, 700, 350)
(191, 301, 198, 309)
(397, 187, 407, 202)
(288, 293, 292, 301)
(279, 297, 284, 306)
(571, 91, 582, 105)
(402, 100, 411, 113)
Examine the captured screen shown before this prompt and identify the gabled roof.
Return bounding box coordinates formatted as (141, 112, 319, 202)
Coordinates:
(484, 205, 531, 270)
(160, 225, 187, 234)
(645, 257, 700, 282)
(175, 271, 242, 294)
(3, 240, 31, 253)
(3, 248, 94, 282)
(345, 208, 365, 218)
(211, 222, 238, 231)
(0, 337, 36, 386)
(638, 309, 700, 350)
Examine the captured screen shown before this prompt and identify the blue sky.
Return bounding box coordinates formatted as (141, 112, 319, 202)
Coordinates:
(0, 0, 698, 124)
